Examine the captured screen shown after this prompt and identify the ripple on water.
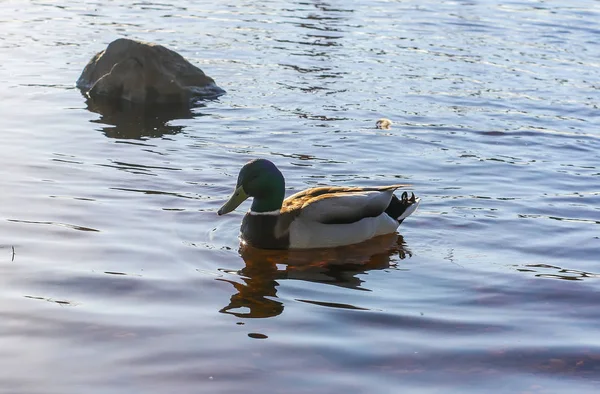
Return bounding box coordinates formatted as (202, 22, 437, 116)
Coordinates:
(0, 0, 599, 393)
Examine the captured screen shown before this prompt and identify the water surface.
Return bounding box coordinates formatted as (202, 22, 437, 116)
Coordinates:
(0, 0, 599, 393)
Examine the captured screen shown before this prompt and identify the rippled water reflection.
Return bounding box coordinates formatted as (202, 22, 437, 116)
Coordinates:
(1, 0, 599, 393)
(220, 234, 411, 318)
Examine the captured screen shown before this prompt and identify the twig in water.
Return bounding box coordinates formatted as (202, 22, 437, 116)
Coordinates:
(11, 246, 15, 262)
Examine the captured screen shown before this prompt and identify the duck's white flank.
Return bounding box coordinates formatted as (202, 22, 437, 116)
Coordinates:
(289, 213, 399, 249)
(287, 195, 421, 249)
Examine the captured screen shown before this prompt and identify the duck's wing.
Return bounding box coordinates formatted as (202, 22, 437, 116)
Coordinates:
(281, 185, 409, 225)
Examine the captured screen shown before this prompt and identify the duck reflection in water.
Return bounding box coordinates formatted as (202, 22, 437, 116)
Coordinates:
(218, 233, 411, 319)
(84, 95, 201, 139)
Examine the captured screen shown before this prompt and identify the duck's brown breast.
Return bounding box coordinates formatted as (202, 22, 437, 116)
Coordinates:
(241, 214, 290, 250)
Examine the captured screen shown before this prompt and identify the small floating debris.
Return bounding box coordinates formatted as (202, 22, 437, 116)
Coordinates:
(376, 118, 393, 130)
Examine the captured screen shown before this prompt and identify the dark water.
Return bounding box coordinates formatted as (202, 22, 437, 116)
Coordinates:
(1, 0, 599, 393)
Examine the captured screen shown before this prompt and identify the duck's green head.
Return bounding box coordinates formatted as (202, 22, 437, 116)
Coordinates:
(217, 159, 285, 215)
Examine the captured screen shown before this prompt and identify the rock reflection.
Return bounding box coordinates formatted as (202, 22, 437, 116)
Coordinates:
(85, 95, 201, 139)
(219, 233, 411, 319)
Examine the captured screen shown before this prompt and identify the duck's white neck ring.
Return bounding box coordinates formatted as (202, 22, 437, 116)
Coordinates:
(249, 209, 280, 216)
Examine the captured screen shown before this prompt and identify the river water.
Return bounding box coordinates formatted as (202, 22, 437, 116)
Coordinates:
(0, 0, 599, 393)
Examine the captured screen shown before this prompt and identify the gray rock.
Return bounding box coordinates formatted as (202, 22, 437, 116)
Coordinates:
(77, 38, 224, 105)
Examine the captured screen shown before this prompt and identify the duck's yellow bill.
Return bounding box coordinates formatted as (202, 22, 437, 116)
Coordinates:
(217, 186, 249, 215)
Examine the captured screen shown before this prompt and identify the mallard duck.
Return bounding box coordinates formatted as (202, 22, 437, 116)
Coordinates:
(217, 159, 420, 249)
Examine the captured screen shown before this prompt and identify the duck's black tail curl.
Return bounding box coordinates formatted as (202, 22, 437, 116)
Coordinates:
(385, 192, 419, 224)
